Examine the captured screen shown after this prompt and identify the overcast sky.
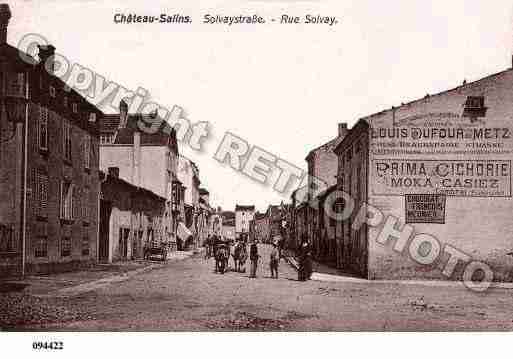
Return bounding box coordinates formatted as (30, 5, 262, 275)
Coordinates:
(9, 0, 513, 212)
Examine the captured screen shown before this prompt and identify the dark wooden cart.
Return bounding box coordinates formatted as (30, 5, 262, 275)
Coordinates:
(143, 241, 168, 261)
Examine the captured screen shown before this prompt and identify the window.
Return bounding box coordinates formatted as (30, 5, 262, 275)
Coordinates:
(463, 95, 487, 120)
(100, 134, 115, 144)
(72, 103, 78, 113)
(63, 96, 68, 108)
(465, 96, 485, 109)
(63, 121, 72, 161)
(49, 85, 56, 97)
(61, 237, 71, 257)
(34, 236, 48, 258)
(83, 135, 91, 169)
(60, 181, 74, 220)
(6, 72, 24, 97)
(35, 170, 49, 217)
(81, 236, 89, 256)
(38, 106, 48, 151)
(82, 187, 89, 221)
(89, 112, 96, 123)
(0, 224, 14, 252)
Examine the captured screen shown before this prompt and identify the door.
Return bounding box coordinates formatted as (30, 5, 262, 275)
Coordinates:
(99, 200, 112, 263)
(119, 228, 129, 260)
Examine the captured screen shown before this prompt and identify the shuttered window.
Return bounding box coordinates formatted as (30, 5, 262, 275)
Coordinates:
(35, 236, 48, 258)
(81, 236, 90, 256)
(84, 134, 91, 169)
(82, 186, 89, 221)
(60, 181, 74, 220)
(61, 236, 71, 257)
(35, 170, 49, 217)
(6, 72, 24, 97)
(38, 106, 48, 151)
(0, 224, 15, 252)
(63, 121, 72, 161)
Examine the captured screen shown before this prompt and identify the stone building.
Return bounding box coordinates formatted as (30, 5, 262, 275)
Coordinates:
(99, 102, 180, 251)
(0, 5, 103, 276)
(222, 218, 236, 242)
(99, 168, 166, 262)
(294, 123, 347, 265)
(334, 65, 513, 282)
(250, 212, 269, 243)
(197, 187, 212, 246)
(177, 155, 201, 249)
(235, 204, 255, 235)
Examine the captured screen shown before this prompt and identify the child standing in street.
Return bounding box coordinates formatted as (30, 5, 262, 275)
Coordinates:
(270, 242, 279, 279)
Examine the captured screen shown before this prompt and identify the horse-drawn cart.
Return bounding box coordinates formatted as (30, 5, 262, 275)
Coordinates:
(143, 241, 168, 261)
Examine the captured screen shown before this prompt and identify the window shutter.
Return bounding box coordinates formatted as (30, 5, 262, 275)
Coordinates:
(59, 181, 64, 218)
(71, 184, 76, 219)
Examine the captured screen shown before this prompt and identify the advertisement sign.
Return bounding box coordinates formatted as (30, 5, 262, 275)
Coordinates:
(405, 194, 446, 224)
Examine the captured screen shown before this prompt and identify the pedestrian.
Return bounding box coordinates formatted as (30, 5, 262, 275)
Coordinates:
(298, 234, 311, 281)
(249, 239, 259, 278)
(269, 242, 279, 279)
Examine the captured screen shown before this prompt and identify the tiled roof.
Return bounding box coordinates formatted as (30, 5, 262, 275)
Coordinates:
(100, 114, 120, 133)
(100, 112, 178, 148)
(235, 204, 255, 211)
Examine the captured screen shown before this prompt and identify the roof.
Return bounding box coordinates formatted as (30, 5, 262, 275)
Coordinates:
(221, 210, 235, 220)
(102, 172, 166, 203)
(99, 114, 120, 133)
(0, 43, 104, 136)
(199, 188, 209, 195)
(100, 113, 178, 148)
(305, 135, 345, 161)
(223, 218, 235, 227)
(333, 120, 369, 155)
(254, 212, 268, 220)
(235, 204, 255, 211)
(360, 67, 513, 123)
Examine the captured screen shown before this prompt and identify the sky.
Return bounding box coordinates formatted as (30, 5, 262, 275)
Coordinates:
(8, 0, 513, 212)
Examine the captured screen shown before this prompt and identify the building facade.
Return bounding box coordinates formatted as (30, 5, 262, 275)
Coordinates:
(251, 212, 269, 243)
(292, 123, 347, 265)
(177, 155, 201, 249)
(99, 168, 167, 262)
(335, 66, 513, 281)
(0, 6, 103, 276)
(222, 218, 236, 242)
(235, 205, 255, 235)
(99, 102, 180, 251)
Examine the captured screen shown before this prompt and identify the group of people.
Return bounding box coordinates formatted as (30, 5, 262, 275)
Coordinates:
(204, 233, 313, 281)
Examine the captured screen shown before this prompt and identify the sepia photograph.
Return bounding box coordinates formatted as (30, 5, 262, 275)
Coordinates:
(1, 0, 513, 356)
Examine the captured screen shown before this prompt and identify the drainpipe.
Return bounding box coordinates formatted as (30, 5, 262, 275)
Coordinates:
(21, 69, 29, 278)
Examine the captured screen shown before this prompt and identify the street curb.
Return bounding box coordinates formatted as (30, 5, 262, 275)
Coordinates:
(35, 249, 202, 298)
(283, 254, 299, 271)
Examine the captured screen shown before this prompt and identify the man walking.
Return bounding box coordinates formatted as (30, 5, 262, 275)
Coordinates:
(249, 240, 259, 278)
(269, 242, 279, 279)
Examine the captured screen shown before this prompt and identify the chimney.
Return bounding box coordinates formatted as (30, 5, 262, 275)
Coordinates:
(0, 4, 11, 44)
(119, 99, 128, 128)
(38, 44, 56, 75)
(108, 167, 119, 178)
(338, 122, 348, 138)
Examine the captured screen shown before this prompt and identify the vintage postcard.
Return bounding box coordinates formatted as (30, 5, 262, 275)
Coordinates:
(1, 0, 513, 357)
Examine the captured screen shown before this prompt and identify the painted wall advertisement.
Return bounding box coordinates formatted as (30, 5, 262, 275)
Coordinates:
(370, 112, 513, 198)
(405, 194, 446, 224)
(371, 159, 511, 197)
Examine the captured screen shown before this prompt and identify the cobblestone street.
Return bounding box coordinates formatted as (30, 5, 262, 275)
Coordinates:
(1, 244, 512, 331)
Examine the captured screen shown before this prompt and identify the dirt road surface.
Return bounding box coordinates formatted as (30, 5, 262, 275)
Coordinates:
(3, 244, 513, 331)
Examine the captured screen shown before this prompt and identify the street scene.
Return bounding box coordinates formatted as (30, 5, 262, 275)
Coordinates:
(3, 243, 513, 331)
(2, 1, 513, 337)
